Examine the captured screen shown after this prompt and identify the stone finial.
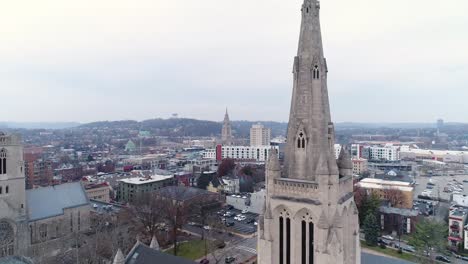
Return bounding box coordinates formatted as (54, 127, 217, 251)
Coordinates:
(113, 249, 125, 264)
(337, 146, 352, 170)
(150, 235, 160, 250)
(267, 148, 280, 171)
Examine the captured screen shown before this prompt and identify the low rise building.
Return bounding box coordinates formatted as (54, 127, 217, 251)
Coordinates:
(352, 158, 368, 175)
(116, 173, 176, 203)
(83, 182, 111, 203)
(449, 207, 468, 249)
(356, 178, 414, 209)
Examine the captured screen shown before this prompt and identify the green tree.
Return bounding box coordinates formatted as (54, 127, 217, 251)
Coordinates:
(408, 219, 448, 259)
(363, 213, 379, 246)
(355, 187, 381, 226)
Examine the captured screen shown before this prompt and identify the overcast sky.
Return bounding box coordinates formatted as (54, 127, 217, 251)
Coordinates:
(1, 0, 467, 123)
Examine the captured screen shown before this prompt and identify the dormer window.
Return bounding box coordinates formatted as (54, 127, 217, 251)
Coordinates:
(313, 65, 320, 79)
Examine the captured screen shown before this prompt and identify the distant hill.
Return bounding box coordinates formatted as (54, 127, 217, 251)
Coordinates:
(0, 122, 80, 129)
(78, 118, 288, 138)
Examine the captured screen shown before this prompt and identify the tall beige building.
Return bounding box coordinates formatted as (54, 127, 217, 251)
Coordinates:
(250, 123, 271, 146)
(257, 0, 361, 263)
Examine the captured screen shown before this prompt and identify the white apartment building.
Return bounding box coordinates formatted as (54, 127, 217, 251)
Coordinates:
(203, 149, 216, 159)
(369, 145, 400, 161)
(222, 145, 278, 162)
(250, 123, 271, 146)
(334, 144, 342, 159)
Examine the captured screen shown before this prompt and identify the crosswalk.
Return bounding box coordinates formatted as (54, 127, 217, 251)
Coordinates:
(235, 245, 257, 254)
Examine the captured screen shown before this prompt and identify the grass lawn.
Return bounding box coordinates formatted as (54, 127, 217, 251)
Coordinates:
(361, 242, 422, 263)
(165, 240, 207, 260)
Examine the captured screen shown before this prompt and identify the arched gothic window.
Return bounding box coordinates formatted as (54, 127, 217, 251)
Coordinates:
(297, 131, 306, 149)
(313, 65, 320, 79)
(279, 209, 291, 264)
(0, 149, 6, 175)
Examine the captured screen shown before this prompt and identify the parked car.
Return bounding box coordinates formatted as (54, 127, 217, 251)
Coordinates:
(435, 255, 451, 263)
(225, 221, 235, 227)
(378, 238, 390, 246)
(225, 257, 236, 263)
(462, 256, 468, 261)
(225, 205, 234, 210)
(242, 209, 249, 214)
(199, 259, 210, 264)
(245, 218, 255, 224)
(381, 235, 394, 241)
(216, 240, 226, 249)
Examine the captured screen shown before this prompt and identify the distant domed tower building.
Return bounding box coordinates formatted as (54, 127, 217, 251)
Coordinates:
(0, 132, 29, 258)
(221, 109, 234, 146)
(257, 1, 361, 263)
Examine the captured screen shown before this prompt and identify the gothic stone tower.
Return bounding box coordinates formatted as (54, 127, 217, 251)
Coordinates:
(0, 132, 29, 258)
(257, 1, 361, 264)
(221, 108, 234, 145)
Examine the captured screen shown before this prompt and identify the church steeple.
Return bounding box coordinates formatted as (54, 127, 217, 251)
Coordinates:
(284, 0, 337, 181)
(221, 108, 233, 145)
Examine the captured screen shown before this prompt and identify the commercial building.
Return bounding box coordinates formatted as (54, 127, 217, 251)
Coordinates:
(449, 207, 468, 249)
(356, 178, 414, 209)
(83, 182, 111, 203)
(116, 173, 176, 202)
(400, 148, 468, 164)
(351, 158, 368, 175)
(250, 123, 271, 146)
(24, 148, 53, 189)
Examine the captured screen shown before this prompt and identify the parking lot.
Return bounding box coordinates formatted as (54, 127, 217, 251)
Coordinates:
(414, 174, 468, 201)
(219, 208, 259, 235)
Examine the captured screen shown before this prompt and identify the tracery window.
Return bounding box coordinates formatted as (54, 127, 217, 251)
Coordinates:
(0, 149, 6, 175)
(0, 221, 14, 257)
(313, 65, 320, 79)
(297, 131, 306, 149)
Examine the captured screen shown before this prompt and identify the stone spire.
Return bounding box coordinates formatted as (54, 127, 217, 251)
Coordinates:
(221, 108, 233, 145)
(150, 235, 160, 250)
(283, 0, 338, 181)
(112, 249, 125, 264)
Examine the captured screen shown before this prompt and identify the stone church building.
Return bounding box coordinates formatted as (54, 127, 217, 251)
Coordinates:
(257, 0, 361, 263)
(0, 132, 91, 259)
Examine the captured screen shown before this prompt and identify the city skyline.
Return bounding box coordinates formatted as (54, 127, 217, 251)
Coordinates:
(1, 0, 467, 123)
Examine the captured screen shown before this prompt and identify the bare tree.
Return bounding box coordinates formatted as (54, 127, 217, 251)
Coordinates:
(130, 192, 164, 237)
(383, 188, 405, 208)
(159, 187, 191, 256)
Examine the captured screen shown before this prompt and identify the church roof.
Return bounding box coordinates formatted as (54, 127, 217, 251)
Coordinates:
(26, 182, 89, 221)
(125, 243, 195, 264)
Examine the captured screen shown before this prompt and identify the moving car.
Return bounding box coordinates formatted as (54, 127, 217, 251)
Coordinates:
(435, 255, 451, 263)
(225, 257, 236, 263)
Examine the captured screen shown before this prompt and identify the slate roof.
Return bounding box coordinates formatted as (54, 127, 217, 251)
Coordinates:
(26, 182, 89, 221)
(126, 243, 196, 264)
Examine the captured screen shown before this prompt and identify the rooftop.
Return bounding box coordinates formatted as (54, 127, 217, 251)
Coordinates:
(118, 174, 174, 185)
(126, 243, 195, 264)
(27, 182, 89, 221)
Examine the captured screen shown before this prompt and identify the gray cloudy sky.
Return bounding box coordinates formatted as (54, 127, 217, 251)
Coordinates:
(1, 0, 467, 123)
